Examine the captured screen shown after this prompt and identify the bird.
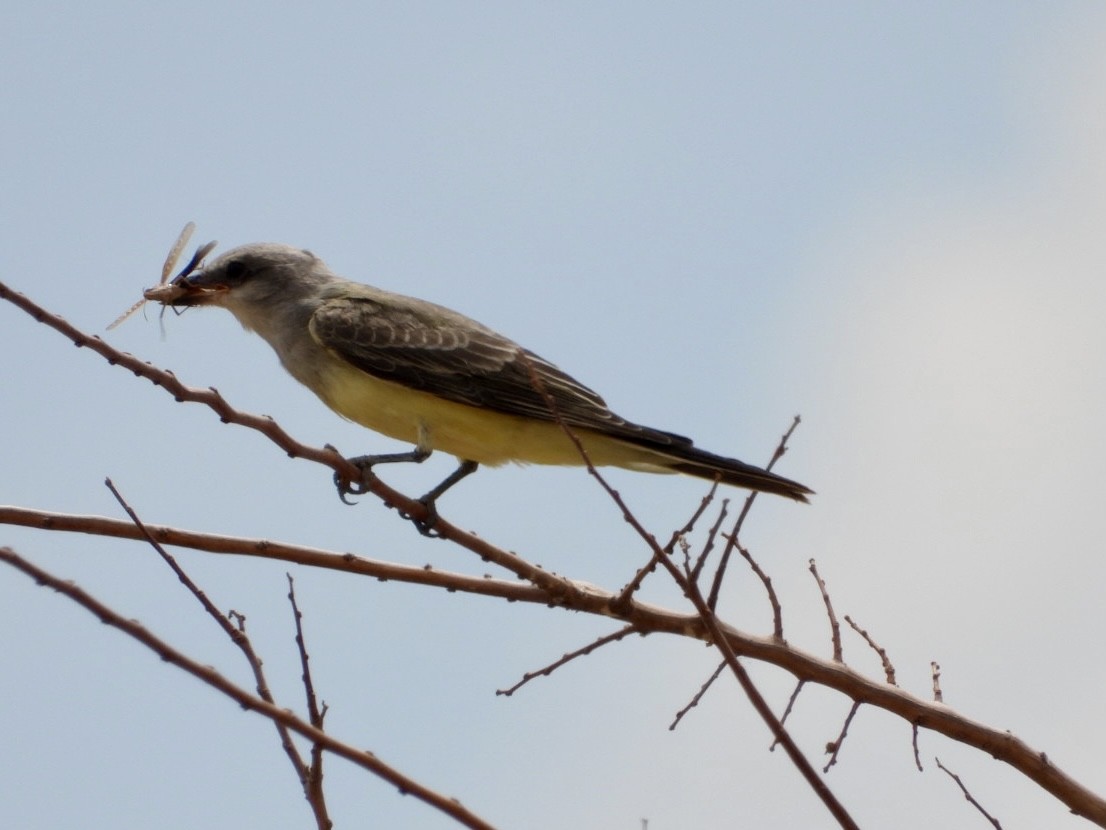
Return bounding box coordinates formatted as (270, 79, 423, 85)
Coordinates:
(147, 241, 812, 514)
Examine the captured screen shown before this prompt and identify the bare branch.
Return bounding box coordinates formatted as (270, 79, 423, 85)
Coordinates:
(823, 701, 862, 773)
(496, 625, 639, 697)
(0, 281, 584, 598)
(707, 415, 802, 609)
(106, 479, 330, 827)
(676, 566, 859, 829)
(936, 757, 1003, 829)
(735, 539, 785, 641)
(612, 483, 718, 613)
(4, 506, 1106, 826)
(845, 614, 896, 685)
(105, 478, 248, 638)
(689, 497, 729, 581)
(770, 681, 806, 752)
(515, 353, 857, 828)
(0, 506, 556, 603)
(669, 660, 726, 731)
(286, 574, 332, 830)
(6, 285, 1106, 826)
(932, 661, 944, 703)
(809, 559, 843, 662)
(0, 546, 497, 830)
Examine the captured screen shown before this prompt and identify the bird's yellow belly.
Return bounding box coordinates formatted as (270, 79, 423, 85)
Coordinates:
(316, 362, 670, 473)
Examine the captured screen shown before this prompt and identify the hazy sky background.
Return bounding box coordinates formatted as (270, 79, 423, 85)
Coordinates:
(3, 4, 1106, 828)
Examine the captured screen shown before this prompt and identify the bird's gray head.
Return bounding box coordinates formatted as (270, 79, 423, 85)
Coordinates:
(164, 243, 331, 308)
(147, 242, 340, 343)
(153, 242, 342, 338)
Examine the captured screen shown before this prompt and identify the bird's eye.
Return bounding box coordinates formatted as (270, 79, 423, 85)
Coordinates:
(224, 260, 248, 282)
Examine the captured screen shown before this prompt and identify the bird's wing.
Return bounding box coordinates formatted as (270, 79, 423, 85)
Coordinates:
(308, 291, 665, 440)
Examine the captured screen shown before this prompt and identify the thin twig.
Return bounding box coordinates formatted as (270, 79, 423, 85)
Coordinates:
(668, 481, 720, 553)
(7, 507, 1106, 825)
(105, 479, 241, 636)
(105, 480, 331, 827)
(7, 285, 1106, 826)
(669, 660, 726, 730)
(823, 701, 862, 773)
(0, 281, 581, 599)
(735, 540, 785, 641)
(690, 498, 729, 582)
(517, 355, 858, 830)
(678, 564, 858, 829)
(770, 680, 806, 751)
(845, 615, 896, 685)
(612, 482, 718, 613)
(287, 574, 332, 830)
(931, 662, 943, 703)
(0, 547, 497, 830)
(936, 757, 1003, 829)
(496, 625, 640, 696)
(809, 559, 843, 662)
(707, 415, 802, 610)
(912, 724, 924, 771)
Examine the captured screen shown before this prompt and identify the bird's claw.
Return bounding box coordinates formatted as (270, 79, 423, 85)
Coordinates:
(332, 453, 472, 536)
(400, 496, 445, 538)
(333, 457, 378, 505)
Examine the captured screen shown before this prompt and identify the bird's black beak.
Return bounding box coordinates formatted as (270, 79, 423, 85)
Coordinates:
(163, 271, 231, 306)
(144, 240, 224, 307)
(143, 270, 228, 307)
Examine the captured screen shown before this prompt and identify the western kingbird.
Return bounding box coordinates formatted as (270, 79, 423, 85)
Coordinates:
(148, 242, 812, 506)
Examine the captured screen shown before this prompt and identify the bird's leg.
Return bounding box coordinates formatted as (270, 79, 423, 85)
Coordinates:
(333, 423, 478, 533)
(334, 428, 434, 505)
(334, 446, 431, 503)
(409, 459, 479, 537)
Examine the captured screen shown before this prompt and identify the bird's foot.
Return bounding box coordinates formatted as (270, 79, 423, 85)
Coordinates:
(399, 497, 444, 538)
(333, 453, 478, 538)
(333, 458, 373, 505)
(333, 448, 431, 505)
(399, 460, 480, 537)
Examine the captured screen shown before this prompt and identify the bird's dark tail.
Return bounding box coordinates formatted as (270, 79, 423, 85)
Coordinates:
(568, 416, 813, 501)
(665, 446, 813, 502)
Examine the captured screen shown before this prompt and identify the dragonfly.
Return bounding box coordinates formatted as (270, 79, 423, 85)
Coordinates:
(107, 222, 217, 329)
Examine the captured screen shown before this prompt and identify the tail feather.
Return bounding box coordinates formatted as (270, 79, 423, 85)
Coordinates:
(649, 440, 813, 502)
(579, 418, 814, 504)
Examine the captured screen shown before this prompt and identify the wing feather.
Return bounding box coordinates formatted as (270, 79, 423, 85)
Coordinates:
(307, 291, 693, 449)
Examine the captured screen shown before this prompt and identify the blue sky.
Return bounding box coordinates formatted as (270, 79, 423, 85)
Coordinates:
(3, 4, 1106, 828)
